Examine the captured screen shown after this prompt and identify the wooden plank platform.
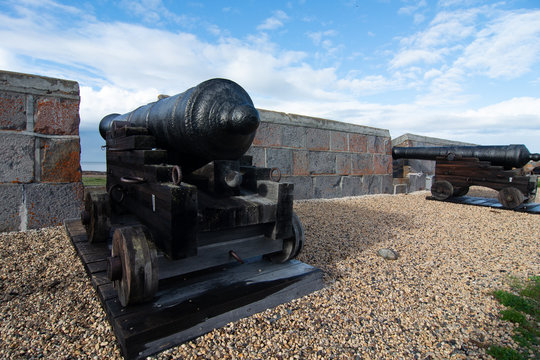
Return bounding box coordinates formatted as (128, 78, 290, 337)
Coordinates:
(426, 196, 540, 214)
(64, 219, 324, 359)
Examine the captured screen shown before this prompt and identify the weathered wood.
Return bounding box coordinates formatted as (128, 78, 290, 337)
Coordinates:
(112, 226, 159, 306)
(108, 149, 168, 165)
(63, 218, 324, 360)
(106, 135, 155, 151)
(432, 157, 537, 209)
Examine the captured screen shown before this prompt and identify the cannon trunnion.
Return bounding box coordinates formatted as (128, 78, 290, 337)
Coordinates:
(392, 145, 539, 209)
(82, 79, 305, 307)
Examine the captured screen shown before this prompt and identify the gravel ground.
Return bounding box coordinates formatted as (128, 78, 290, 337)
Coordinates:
(1, 190, 538, 359)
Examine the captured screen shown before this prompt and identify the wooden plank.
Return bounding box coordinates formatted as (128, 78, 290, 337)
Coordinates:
(107, 135, 155, 150)
(435, 174, 529, 192)
(92, 271, 112, 288)
(65, 219, 323, 360)
(156, 235, 283, 280)
(107, 149, 168, 166)
(110, 260, 323, 360)
(98, 282, 118, 302)
(87, 260, 108, 274)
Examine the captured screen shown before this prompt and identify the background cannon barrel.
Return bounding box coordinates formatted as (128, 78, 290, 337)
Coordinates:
(99, 78, 260, 170)
(392, 145, 540, 169)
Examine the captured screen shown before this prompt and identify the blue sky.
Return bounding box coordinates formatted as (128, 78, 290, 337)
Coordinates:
(1, 0, 539, 166)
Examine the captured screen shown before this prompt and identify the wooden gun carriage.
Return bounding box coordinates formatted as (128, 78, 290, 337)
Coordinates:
(392, 145, 539, 209)
(82, 79, 304, 306)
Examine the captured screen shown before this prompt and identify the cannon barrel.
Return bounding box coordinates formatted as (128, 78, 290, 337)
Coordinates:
(392, 145, 540, 169)
(99, 78, 260, 170)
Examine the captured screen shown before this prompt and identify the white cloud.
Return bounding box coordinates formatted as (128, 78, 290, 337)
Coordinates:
(307, 30, 338, 46)
(398, 0, 427, 16)
(457, 97, 540, 123)
(79, 86, 159, 127)
(118, 0, 190, 26)
(413, 13, 425, 24)
(456, 10, 540, 79)
(257, 10, 289, 31)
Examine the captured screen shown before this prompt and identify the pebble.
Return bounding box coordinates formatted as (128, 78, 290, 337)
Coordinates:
(0, 188, 537, 359)
(378, 248, 399, 260)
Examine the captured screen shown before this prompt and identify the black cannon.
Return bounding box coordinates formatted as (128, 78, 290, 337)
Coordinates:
(392, 144, 539, 209)
(82, 79, 304, 306)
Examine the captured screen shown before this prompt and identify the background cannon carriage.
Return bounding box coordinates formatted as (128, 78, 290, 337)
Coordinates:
(392, 144, 540, 209)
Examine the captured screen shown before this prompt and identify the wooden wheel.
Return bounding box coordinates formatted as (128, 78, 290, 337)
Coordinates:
(452, 186, 469, 197)
(498, 187, 525, 209)
(111, 226, 159, 307)
(431, 180, 454, 200)
(270, 212, 305, 263)
(83, 192, 111, 243)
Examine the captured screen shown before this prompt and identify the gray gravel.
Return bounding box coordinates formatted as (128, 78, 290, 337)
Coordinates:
(1, 189, 538, 359)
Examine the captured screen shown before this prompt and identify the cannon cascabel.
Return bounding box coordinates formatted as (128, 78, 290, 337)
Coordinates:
(99, 78, 260, 170)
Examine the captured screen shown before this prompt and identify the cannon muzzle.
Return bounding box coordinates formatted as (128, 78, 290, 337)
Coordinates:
(99, 78, 260, 170)
(392, 144, 539, 169)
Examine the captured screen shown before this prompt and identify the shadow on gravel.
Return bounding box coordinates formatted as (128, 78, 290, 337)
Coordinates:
(294, 198, 419, 280)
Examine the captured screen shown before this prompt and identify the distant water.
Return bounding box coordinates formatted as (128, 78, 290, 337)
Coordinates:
(81, 162, 106, 172)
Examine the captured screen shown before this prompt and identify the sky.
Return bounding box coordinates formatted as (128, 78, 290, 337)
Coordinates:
(1, 0, 539, 167)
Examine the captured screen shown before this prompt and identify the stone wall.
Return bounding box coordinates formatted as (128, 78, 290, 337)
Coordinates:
(392, 133, 474, 194)
(0, 70, 83, 232)
(246, 109, 392, 199)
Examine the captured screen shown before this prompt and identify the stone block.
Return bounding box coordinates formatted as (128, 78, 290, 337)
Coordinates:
(306, 128, 329, 151)
(0, 184, 23, 232)
(0, 133, 34, 183)
(367, 136, 377, 153)
(26, 182, 83, 229)
(349, 133, 367, 153)
(381, 174, 393, 194)
(336, 153, 351, 175)
(0, 92, 26, 130)
(309, 151, 336, 175)
(364, 175, 382, 194)
(341, 176, 364, 197)
(384, 138, 392, 155)
(245, 146, 265, 167)
(40, 138, 82, 182)
(373, 154, 391, 175)
(375, 136, 387, 154)
(266, 148, 292, 175)
(281, 175, 313, 200)
(252, 122, 282, 147)
(292, 150, 309, 176)
(394, 184, 408, 194)
(408, 173, 427, 192)
(330, 131, 348, 152)
(351, 153, 373, 175)
(313, 175, 342, 199)
(0, 70, 79, 98)
(34, 97, 80, 135)
(282, 125, 306, 148)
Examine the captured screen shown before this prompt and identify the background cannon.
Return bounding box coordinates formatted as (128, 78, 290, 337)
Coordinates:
(392, 144, 539, 170)
(83, 78, 304, 306)
(392, 144, 539, 209)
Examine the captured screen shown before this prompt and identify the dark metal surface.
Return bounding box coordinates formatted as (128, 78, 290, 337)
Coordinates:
(100, 78, 260, 171)
(392, 144, 540, 169)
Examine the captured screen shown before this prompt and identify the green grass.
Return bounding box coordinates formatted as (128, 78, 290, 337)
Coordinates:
(82, 176, 106, 186)
(487, 276, 540, 360)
